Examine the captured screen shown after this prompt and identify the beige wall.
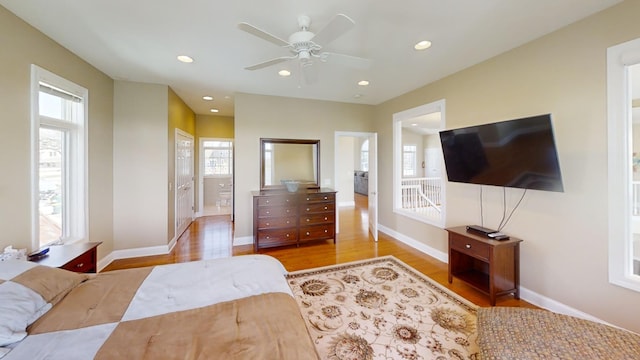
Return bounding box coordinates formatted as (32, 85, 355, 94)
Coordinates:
(0, 6, 114, 257)
(234, 93, 374, 240)
(373, 0, 640, 332)
(113, 81, 168, 250)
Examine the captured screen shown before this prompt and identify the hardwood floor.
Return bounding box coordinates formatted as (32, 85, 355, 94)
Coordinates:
(104, 194, 537, 309)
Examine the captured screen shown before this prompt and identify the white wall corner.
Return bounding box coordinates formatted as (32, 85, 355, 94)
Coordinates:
(233, 235, 254, 246)
(378, 224, 448, 263)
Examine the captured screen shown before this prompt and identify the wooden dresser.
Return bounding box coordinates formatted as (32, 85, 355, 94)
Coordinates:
(252, 188, 337, 251)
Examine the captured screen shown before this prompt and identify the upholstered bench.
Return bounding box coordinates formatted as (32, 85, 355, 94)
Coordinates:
(477, 307, 640, 359)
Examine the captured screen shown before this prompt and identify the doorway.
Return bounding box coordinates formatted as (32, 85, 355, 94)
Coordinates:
(199, 138, 234, 217)
(175, 129, 195, 237)
(335, 132, 378, 241)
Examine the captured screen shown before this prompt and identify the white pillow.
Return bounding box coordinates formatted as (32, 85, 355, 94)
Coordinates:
(0, 260, 87, 347)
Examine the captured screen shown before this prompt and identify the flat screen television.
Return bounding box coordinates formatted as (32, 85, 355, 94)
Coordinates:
(439, 114, 564, 192)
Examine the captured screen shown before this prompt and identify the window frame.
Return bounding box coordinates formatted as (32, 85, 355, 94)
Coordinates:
(202, 139, 233, 177)
(607, 37, 640, 292)
(392, 99, 447, 228)
(31, 65, 88, 249)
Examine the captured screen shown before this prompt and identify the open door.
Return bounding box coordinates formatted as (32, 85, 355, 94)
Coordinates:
(368, 133, 378, 241)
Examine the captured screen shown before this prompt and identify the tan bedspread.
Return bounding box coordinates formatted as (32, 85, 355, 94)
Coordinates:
(10, 256, 319, 360)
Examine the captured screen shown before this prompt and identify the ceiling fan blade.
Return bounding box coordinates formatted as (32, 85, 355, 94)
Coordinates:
(312, 14, 355, 46)
(238, 22, 290, 47)
(245, 57, 292, 70)
(322, 52, 372, 70)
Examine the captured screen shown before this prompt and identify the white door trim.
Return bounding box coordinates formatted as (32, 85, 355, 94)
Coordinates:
(175, 129, 194, 238)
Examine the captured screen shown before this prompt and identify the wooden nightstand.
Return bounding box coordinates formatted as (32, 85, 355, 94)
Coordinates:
(30, 242, 102, 273)
(446, 226, 522, 306)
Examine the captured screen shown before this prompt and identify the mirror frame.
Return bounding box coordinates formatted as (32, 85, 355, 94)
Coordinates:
(260, 138, 321, 190)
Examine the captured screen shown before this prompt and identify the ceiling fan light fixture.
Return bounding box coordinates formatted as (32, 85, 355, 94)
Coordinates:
(414, 40, 432, 51)
(177, 55, 194, 63)
(202, 96, 213, 101)
(278, 69, 291, 77)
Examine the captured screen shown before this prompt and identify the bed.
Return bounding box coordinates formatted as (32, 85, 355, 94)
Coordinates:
(0, 255, 319, 359)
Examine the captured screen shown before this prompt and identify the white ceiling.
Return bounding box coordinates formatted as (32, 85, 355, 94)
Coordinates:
(1, 0, 622, 117)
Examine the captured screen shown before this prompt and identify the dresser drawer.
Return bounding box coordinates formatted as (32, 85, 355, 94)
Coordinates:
(300, 224, 335, 241)
(301, 202, 335, 214)
(257, 216, 297, 229)
(256, 196, 296, 207)
(449, 234, 490, 262)
(301, 193, 335, 203)
(257, 229, 298, 248)
(60, 250, 96, 273)
(258, 205, 297, 218)
(300, 213, 335, 225)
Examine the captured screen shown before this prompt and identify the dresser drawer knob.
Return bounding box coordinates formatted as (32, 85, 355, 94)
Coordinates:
(324, 196, 328, 200)
(266, 222, 270, 226)
(306, 208, 310, 211)
(324, 217, 328, 221)
(286, 209, 290, 213)
(324, 230, 328, 233)
(76, 263, 84, 268)
(306, 197, 310, 201)
(266, 211, 270, 214)
(286, 221, 290, 224)
(324, 206, 328, 210)
(465, 244, 471, 249)
(286, 234, 289, 237)
(266, 236, 270, 239)
(306, 232, 310, 236)
(266, 200, 270, 204)
(306, 219, 310, 222)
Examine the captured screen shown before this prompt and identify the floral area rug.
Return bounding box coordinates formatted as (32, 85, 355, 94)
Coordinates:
(286, 256, 479, 360)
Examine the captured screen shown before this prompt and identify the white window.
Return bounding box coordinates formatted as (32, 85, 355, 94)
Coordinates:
(360, 139, 369, 171)
(607, 37, 640, 292)
(31, 66, 87, 248)
(402, 145, 417, 177)
(203, 140, 233, 176)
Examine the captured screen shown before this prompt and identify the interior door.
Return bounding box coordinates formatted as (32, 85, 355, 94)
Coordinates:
(368, 133, 379, 241)
(176, 130, 194, 237)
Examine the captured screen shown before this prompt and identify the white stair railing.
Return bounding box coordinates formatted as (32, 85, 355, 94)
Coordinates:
(401, 177, 441, 213)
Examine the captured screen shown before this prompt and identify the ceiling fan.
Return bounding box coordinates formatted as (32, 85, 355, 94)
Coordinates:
(238, 14, 371, 83)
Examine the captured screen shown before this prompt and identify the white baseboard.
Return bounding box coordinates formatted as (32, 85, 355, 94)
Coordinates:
(377, 224, 448, 263)
(519, 287, 612, 326)
(377, 224, 610, 325)
(233, 235, 253, 246)
(97, 244, 171, 272)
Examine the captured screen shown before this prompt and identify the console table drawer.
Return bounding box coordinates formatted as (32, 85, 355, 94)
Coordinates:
(300, 225, 335, 241)
(258, 216, 297, 229)
(256, 196, 296, 207)
(301, 193, 335, 203)
(257, 229, 298, 247)
(449, 234, 490, 261)
(257, 206, 296, 218)
(300, 213, 335, 225)
(301, 202, 335, 214)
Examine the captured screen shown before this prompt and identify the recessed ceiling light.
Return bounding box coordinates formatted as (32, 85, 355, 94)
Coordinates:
(177, 55, 194, 63)
(354, 94, 363, 99)
(224, 96, 231, 100)
(210, 108, 219, 113)
(202, 96, 213, 101)
(414, 40, 432, 51)
(278, 69, 291, 77)
(411, 123, 418, 126)
(358, 80, 369, 86)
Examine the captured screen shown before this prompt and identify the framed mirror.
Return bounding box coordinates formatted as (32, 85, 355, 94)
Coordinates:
(260, 138, 320, 190)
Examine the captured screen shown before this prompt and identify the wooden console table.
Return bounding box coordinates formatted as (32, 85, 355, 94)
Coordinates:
(30, 242, 102, 273)
(446, 226, 522, 305)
